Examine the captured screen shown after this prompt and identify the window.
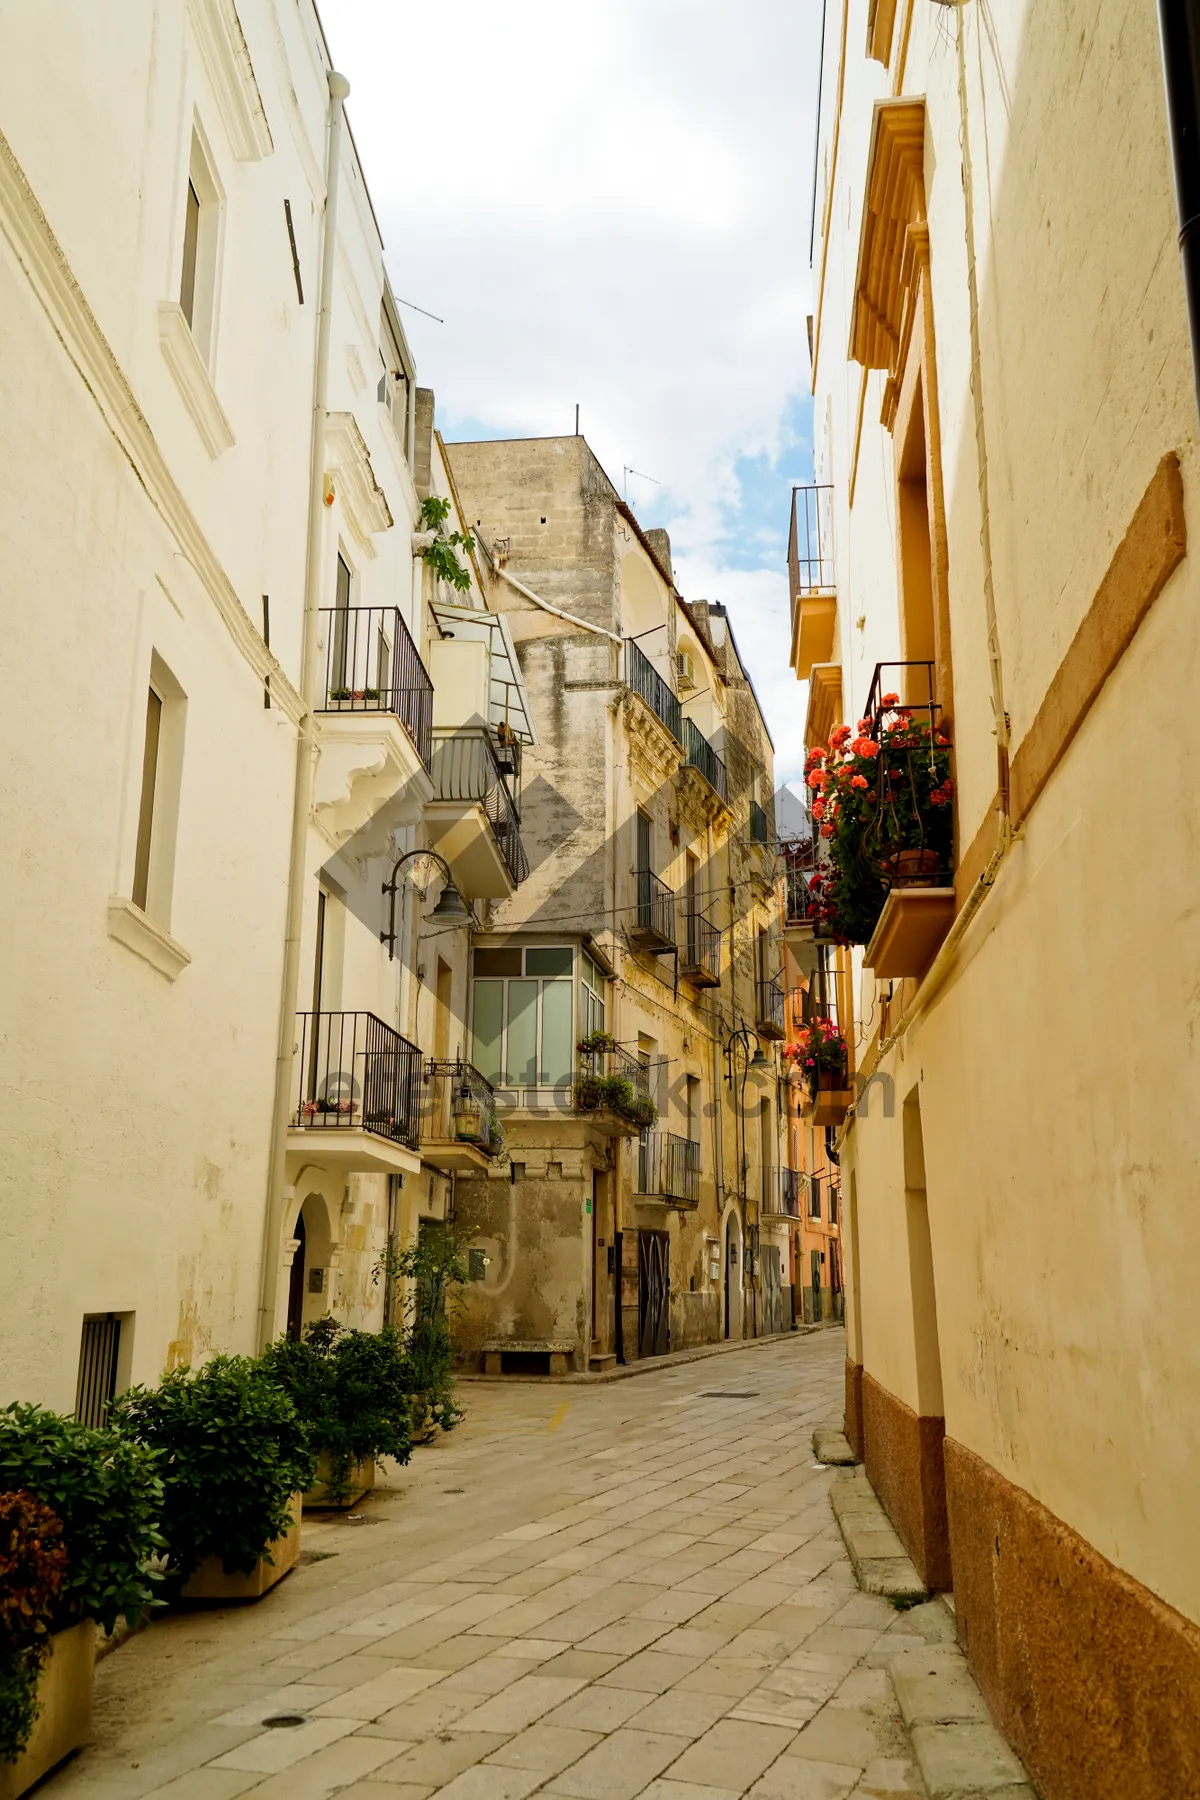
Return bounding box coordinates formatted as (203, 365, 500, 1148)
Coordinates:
(685, 1074, 701, 1145)
(129, 656, 186, 927)
(581, 953, 606, 1040)
(178, 129, 221, 363)
(471, 945, 574, 1089)
(75, 1314, 125, 1427)
(636, 807, 653, 873)
(332, 551, 352, 690)
(378, 300, 411, 458)
(132, 686, 163, 912)
(809, 1174, 822, 1221)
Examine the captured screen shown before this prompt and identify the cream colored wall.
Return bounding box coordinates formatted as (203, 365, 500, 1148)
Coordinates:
(812, 0, 1200, 1621)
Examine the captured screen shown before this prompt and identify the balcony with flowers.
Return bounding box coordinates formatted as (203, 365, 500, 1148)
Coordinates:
(803, 661, 955, 978)
(785, 1017, 853, 1128)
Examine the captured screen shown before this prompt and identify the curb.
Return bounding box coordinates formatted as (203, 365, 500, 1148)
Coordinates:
(456, 1323, 833, 1386)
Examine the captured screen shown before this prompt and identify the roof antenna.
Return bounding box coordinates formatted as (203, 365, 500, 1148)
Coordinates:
(623, 465, 661, 502)
(575, 403, 580, 435)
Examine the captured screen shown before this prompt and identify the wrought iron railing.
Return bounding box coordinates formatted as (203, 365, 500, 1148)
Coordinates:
(319, 605, 433, 769)
(420, 1058, 502, 1155)
(293, 1010, 421, 1148)
(430, 727, 529, 886)
(575, 1040, 655, 1126)
(634, 868, 675, 948)
(749, 799, 769, 845)
(762, 1167, 802, 1218)
(681, 908, 721, 984)
(864, 659, 939, 732)
(755, 976, 785, 1038)
(682, 718, 728, 802)
(789, 483, 835, 596)
(781, 835, 817, 924)
(637, 1132, 701, 1206)
(625, 638, 682, 742)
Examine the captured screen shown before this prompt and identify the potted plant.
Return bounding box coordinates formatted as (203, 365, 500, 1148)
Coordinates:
(259, 1319, 413, 1509)
(110, 1358, 314, 1602)
(806, 698, 953, 945)
(786, 1020, 852, 1127)
(384, 1226, 468, 1442)
(0, 1407, 163, 1797)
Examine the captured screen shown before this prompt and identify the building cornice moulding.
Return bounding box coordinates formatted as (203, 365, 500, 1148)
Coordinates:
(0, 126, 304, 725)
(326, 411, 393, 555)
(107, 897, 192, 981)
(157, 302, 236, 458)
(849, 98, 927, 378)
(187, 0, 274, 161)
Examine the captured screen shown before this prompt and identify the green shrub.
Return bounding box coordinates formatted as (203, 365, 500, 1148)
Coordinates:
(0, 1492, 68, 1765)
(110, 1358, 315, 1580)
(0, 1405, 163, 1634)
(259, 1319, 412, 1503)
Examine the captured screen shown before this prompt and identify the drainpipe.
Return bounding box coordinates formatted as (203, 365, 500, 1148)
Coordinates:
(1158, 0, 1200, 419)
(257, 69, 351, 1349)
(495, 564, 624, 646)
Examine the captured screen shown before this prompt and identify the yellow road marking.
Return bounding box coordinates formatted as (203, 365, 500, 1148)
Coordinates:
(546, 1402, 569, 1433)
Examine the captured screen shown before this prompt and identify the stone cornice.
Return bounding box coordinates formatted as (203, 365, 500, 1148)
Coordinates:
(187, 0, 274, 161)
(326, 411, 393, 556)
(0, 124, 304, 725)
(849, 98, 926, 380)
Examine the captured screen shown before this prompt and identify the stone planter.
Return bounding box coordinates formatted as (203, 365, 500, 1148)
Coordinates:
(0, 1621, 95, 1800)
(179, 1492, 302, 1602)
(807, 1071, 852, 1128)
(303, 1453, 375, 1510)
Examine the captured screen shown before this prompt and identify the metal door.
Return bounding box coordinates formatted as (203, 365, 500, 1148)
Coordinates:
(761, 1245, 783, 1335)
(638, 1229, 670, 1357)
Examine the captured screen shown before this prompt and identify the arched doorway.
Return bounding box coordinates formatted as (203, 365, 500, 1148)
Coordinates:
(286, 1211, 307, 1339)
(723, 1207, 743, 1340)
(283, 1190, 337, 1338)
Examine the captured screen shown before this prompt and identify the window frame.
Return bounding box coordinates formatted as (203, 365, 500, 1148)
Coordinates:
(471, 945, 578, 1095)
(179, 121, 224, 367)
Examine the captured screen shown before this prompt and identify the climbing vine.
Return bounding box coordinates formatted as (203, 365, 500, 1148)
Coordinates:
(419, 496, 474, 594)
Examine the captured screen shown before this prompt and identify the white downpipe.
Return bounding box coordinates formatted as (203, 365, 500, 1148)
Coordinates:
(495, 563, 623, 645)
(257, 69, 351, 1348)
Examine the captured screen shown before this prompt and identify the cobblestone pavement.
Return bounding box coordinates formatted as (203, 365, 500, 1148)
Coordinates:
(50, 1329, 953, 1800)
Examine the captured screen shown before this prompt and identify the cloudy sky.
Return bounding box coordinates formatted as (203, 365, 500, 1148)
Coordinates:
(321, 0, 822, 786)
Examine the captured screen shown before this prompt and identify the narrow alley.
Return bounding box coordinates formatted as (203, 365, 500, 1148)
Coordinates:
(43, 1334, 1008, 1800)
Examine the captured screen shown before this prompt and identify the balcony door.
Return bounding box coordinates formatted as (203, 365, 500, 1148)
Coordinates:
(332, 552, 352, 692)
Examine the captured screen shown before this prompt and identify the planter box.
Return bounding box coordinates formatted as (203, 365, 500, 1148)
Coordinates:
(812, 1086, 853, 1128)
(179, 1492, 302, 1602)
(303, 1453, 375, 1510)
(864, 886, 956, 978)
(0, 1621, 94, 1800)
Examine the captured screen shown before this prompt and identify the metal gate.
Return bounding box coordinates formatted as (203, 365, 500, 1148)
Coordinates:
(638, 1229, 670, 1358)
(75, 1315, 121, 1427)
(761, 1245, 783, 1335)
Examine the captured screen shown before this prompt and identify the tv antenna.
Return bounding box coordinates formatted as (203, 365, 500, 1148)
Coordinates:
(623, 465, 661, 501)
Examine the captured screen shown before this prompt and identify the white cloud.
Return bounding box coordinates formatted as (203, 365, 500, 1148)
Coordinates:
(321, 0, 822, 781)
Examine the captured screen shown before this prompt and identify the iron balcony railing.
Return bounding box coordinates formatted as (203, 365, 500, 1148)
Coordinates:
(682, 718, 728, 802)
(319, 605, 434, 769)
(781, 835, 817, 924)
(625, 638, 682, 743)
(681, 908, 721, 986)
(633, 868, 676, 950)
(575, 1040, 655, 1126)
(637, 1132, 701, 1207)
(293, 1010, 421, 1149)
(788, 483, 835, 597)
(755, 975, 786, 1039)
(749, 799, 770, 845)
(430, 726, 529, 887)
(762, 1167, 802, 1219)
(420, 1058, 502, 1155)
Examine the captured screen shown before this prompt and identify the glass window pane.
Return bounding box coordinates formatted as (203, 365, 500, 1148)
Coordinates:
(540, 981, 573, 1084)
(525, 946, 573, 977)
(474, 948, 522, 978)
(471, 981, 504, 1085)
(506, 980, 538, 1086)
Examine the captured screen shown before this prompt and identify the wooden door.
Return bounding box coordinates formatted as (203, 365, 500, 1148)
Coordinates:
(761, 1244, 783, 1335)
(638, 1229, 670, 1358)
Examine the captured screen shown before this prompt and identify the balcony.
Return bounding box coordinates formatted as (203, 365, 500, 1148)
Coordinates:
(860, 661, 956, 978)
(625, 638, 682, 743)
(680, 908, 721, 988)
(288, 1010, 422, 1175)
(636, 1132, 701, 1209)
(419, 1059, 502, 1172)
(631, 868, 675, 954)
(425, 727, 529, 898)
(682, 718, 728, 804)
(574, 1039, 656, 1138)
(755, 976, 786, 1041)
(762, 1166, 802, 1220)
(313, 606, 435, 846)
(788, 485, 837, 681)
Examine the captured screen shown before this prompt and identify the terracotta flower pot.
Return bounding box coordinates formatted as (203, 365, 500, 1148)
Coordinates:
(884, 847, 942, 884)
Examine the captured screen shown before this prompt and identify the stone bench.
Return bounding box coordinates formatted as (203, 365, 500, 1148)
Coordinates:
(482, 1338, 575, 1377)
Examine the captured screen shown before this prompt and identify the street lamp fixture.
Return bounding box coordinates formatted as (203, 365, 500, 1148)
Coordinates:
(381, 848, 471, 958)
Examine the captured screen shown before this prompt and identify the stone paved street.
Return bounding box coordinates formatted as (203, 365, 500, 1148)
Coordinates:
(48, 1331, 954, 1800)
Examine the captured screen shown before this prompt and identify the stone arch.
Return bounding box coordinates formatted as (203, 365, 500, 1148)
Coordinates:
(720, 1197, 744, 1341)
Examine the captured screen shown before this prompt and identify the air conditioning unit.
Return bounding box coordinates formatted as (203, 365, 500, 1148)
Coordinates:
(677, 650, 696, 690)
